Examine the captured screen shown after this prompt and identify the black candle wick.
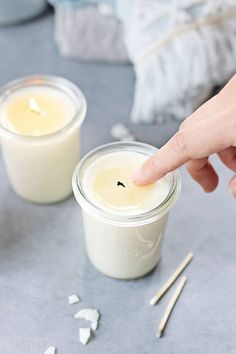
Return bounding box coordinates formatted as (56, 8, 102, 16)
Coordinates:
(117, 181, 125, 188)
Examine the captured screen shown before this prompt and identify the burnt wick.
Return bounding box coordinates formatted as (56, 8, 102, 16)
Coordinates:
(117, 181, 125, 188)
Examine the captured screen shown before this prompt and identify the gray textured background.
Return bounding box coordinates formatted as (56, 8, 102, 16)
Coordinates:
(0, 12, 235, 354)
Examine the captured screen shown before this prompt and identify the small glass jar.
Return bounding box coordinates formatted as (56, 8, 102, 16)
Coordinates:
(0, 75, 87, 204)
(73, 142, 181, 280)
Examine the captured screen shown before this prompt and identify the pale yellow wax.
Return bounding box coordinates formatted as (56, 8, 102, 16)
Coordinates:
(1, 86, 75, 136)
(83, 151, 170, 215)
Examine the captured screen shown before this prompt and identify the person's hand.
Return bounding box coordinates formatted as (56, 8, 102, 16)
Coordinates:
(133, 75, 236, 196)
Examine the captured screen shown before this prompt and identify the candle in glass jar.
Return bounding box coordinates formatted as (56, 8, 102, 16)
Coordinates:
(73, 142, 181, 280)
(0, 76, 86, 204)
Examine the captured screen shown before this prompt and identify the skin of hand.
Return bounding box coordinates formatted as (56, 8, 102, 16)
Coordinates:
(133, 75, 236, 197)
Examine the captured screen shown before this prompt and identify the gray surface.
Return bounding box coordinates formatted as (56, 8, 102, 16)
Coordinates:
(0, 12, 235, 354)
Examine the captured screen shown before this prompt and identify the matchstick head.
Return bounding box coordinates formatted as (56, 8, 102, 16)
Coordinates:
(150, 297, 157, 306)
(156, 329, 162, 338)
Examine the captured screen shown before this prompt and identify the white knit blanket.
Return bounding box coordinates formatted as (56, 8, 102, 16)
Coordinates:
(52, 0, 236, 123)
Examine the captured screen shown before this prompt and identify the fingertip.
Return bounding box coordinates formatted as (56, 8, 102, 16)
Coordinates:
(200, 174, 218, 193)
(202, 181, 218, 193)
(203, 171, 219, 193)
(132, 169, 140, 182)
(132, 169, 154, 186)
(187, 159, 219, 193)
(132, 168, 143, 185)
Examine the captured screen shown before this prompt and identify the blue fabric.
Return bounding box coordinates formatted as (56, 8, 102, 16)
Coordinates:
(48, 0, 115, 8)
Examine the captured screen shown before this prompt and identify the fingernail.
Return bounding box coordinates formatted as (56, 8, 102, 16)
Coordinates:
(132, 168, 142, 183)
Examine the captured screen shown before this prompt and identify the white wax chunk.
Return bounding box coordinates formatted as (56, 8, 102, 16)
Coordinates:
(74, 309, 100, 323)
(68, 294, 80, 305)
(91, 321, 98, 330)
(79, 328, 92, 345)
(120, 133, 136, 141)
(44, 346, 56, 354)
(110, 123, 130, 140)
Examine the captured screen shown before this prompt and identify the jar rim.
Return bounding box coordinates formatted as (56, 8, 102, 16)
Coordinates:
(72, 141, 181, 226)
(0, 75, 87, 142)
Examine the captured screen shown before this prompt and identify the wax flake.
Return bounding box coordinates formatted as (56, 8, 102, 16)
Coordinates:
(120, 133, 136, 142)
(44, 346, 56, 354)
(91, 321, 98, 331)
(74, 308, 100, 323)
(68, 294, 80, 305)
(110, 123, 130, 140)
(79, 328, 92, 345)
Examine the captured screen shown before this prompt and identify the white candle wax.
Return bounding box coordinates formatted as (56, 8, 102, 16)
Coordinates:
(73, 142, 181, 279)
(0, 76, 86, 203)
(2, 87, 75, 136)
(83, 151, 170, 215)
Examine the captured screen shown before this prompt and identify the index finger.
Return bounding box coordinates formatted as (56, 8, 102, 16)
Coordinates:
(133, 113, 234, 185)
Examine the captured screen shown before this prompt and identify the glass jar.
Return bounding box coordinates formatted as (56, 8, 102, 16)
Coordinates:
(0, 75, 87, 203)
(73, 142, 181, 279)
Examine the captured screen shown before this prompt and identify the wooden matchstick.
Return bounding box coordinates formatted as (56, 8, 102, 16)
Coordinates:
(150, 252, 193, 306)
(156, 276, 187, 338)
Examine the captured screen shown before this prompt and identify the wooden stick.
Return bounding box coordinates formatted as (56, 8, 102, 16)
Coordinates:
(156, 276, 187, 338)
(150, 252, 193, 306)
